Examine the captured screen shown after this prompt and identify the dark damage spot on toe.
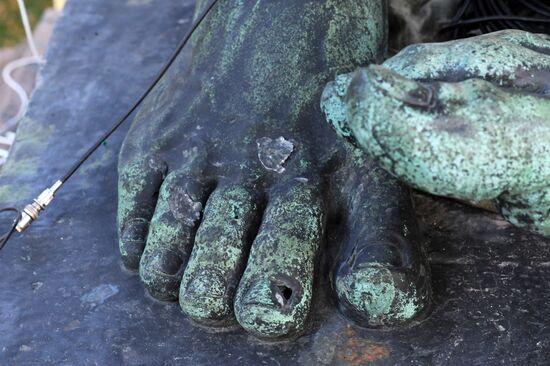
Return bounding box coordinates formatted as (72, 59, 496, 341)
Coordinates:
(270, 274, 302, 311)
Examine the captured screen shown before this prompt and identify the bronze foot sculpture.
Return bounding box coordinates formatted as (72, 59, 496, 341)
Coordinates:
(117, 0, 430, 338)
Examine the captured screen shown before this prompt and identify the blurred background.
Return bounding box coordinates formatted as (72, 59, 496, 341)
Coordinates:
(0, 0, 52, 47)
(0, 0, 63, 165)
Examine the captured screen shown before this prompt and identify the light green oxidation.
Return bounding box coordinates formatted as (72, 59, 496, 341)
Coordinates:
(179, 186, 258, 324)
(1, 157, 39, 179)
(119, 0, 390, 338)
(0, 117, 52, 204)
(322, 30, 550, 236)
(80, 149, 114, 175)
(0, 117, 52, 180)
(126, 0, 152, 6)
(0, 184, 30, 204)
(117, 157, 166, 266)
(117, 160, 150, 238)
(321, 73, 355, 140)
(138, 168, 203, 299)
(234, 185, 324, 338)
(336, 265, 421, 325)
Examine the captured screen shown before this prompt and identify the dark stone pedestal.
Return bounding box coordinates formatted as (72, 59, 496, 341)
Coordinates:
(0, 0, 548, 364)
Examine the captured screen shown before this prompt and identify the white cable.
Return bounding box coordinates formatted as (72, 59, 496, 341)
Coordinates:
(0, 0, 45, 135)
(1, 56, 40, 133)
(17, 0, 42, 61)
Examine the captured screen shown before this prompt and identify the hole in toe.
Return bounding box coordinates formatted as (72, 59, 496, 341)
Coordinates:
(270, 275, 302, 308)
(281, 286, 293, 300)
(275, 285, 293, 306)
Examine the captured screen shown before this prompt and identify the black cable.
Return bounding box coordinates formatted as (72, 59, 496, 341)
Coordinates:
(443, 0, 550, 37)
(443, 15, 550, 30)
(60, 0, 219, 183)
(0, 208, 21, 250)
(451, 0, 474, 39)
(522, 0, 550, 17)
(0, 1, 220, 251)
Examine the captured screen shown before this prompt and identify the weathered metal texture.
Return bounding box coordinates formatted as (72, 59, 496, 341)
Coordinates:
(0, 0, 549, 364)
(322, 31, 550, 237)
(116, 0, 430, 337)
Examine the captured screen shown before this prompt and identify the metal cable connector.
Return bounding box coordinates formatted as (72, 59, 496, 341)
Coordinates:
(15, 180, 62, 233)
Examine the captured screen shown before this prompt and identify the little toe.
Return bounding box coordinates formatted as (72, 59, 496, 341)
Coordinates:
(118, 156, 167, 270)
(234, 184, 324, 339)
(139, 170, 210, 301)
(335, 163, 431, 327)
(179, 185, 261, 325)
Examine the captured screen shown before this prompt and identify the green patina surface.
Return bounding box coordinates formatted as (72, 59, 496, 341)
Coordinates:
(138, 168, 205, 300)
(336, 265, 421, 326)
(332, 157, 431, 326)
(114, 0, 431, 338)
(0, 117, 54, 204)
(1, 157, 39, 179)
(321, 73, 355, 140)
(322, 30, 550, 237)
(118, 157, 166, 268)
(234, 184, 324, 338)
(179, 186, 258, 325)
(0, 183, 30, 204)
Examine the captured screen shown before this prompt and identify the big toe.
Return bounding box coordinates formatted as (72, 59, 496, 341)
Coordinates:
(235, 183, 324, 339)
(335, 163, 431, 327)
(336, 262, 430, 328)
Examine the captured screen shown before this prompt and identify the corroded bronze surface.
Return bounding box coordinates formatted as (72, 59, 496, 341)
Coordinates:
(118, 0, 429, 337)
(323, 30, 550, 237)
(2, 1, 550, 364)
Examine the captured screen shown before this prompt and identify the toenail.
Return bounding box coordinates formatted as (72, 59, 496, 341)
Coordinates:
(403, 83, 435, 108)
(236, 276, 308, 338)
(361, 66, 436, 108)
(336, 265, 429, 327)
(143, 249, 183, 276)
(181, 269, 231, 321)
(240, 280, 275, 308)
(121, 218, 149, 242)
(161, 253, 184, 276)
(353, 242, 404, 269)
(184, 269, 226, 300)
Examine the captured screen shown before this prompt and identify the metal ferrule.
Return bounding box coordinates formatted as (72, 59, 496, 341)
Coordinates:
(15, 180, 63, 233)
